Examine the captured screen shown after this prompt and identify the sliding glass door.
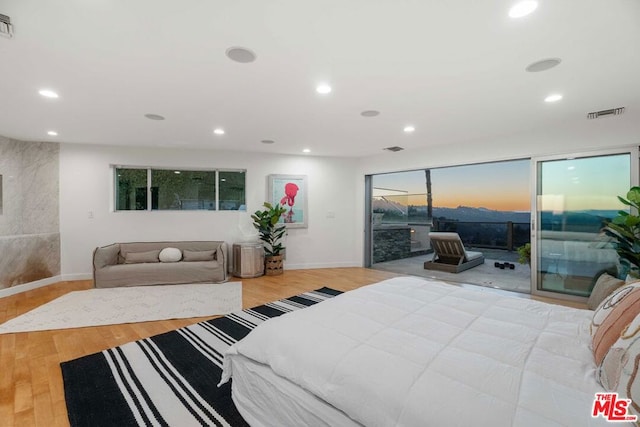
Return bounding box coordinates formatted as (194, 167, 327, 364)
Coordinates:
(533, 150, 637, 298)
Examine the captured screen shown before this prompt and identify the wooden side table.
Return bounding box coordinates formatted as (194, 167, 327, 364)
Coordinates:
(232, 242, 265, 278)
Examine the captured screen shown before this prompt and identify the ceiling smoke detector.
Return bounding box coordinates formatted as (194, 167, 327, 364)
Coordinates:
(0, 14, 13, 38)
(383, 146, 404, 152)
(587, 107, 625, 120)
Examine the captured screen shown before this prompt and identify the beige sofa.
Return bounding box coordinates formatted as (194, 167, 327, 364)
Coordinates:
(93, 241, 228, 288)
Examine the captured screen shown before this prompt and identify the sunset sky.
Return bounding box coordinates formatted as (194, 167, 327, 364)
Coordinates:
(540, 154, 630, 211)
(372, 154, 630, 212)
(373, 160, 531, 211)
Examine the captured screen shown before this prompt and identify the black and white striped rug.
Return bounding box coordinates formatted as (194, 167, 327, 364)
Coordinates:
(61, 287, 342, 427)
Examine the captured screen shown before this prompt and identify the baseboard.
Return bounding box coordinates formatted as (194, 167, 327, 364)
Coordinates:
(284, 261, 361, 270)
(61, 273, 93, 281)
(0, 275, 63, 298)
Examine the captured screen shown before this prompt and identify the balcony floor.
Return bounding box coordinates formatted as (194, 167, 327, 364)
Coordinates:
(373, 249, 531, 294)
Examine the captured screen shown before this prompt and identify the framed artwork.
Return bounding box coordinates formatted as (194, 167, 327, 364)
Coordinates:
(268, 174, 308, 228)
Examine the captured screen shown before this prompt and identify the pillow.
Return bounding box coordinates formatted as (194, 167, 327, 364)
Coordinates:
(94, 243, 120, 269)
(124, 250, 160, 264)
(597, 311, 640, 421)
(591, 283, 640, 365)
(588, 273, 625, 311)
(159, 247, 182, 263)
(182, 249, 215, 262)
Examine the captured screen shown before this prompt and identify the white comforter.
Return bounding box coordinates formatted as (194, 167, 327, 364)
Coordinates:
(222, 276, 610, 426)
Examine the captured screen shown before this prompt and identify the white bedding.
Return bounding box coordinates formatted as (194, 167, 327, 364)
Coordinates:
(229, 354, 361, 427)
(221, 276, 612, 426)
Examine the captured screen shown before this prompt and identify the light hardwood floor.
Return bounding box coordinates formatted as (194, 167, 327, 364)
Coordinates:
(0, 267, 586, 426)
(0, 268, 401, 427)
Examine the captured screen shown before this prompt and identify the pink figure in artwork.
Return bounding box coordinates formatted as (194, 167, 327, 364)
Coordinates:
(280, 182, 299, 223)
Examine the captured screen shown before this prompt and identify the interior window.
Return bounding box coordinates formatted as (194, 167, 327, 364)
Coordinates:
(114, 167, 246, 211)
(151, 169, 216, 210)
(219, 171, 246, 211)
(115, 168, 148, 210)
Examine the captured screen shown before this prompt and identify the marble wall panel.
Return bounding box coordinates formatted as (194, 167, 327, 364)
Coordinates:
(0, 136, 23, 236)
(0, 233, 61, 288)
(22, 141, 59, 234)
(0, 135, 60, 288)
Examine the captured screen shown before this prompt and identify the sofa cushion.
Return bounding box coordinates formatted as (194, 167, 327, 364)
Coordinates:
(159, 247, 182, 263)
(124, 250, 160, 264)
(183, 249, 215, 262)
(95, 260, 223, 288)
(94, 243, 120, 269)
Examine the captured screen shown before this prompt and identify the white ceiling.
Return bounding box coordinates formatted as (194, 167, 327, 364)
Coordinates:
(0, 0, 638, 158)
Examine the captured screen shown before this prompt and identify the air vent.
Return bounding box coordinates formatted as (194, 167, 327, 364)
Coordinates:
(587, 107, 625, 120)
(0, 14, 13, 38)
(383, 146, 404, 152)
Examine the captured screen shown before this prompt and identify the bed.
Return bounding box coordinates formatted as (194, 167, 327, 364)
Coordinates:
(221, 276, 637, 426)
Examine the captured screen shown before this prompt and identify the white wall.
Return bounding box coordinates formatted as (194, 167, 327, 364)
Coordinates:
(59, 143, 361, 278)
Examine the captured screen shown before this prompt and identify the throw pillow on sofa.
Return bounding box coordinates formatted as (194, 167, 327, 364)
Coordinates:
(124, 250, 161, 264)
(183, 249, 215, 262)
(159, 247, 182, 263)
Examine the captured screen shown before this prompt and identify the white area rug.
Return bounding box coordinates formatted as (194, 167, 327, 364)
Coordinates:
(0, 282, 242, 334)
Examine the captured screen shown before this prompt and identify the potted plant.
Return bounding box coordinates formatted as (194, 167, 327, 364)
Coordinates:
(251, 202, 287, 275)
(517, 243, 531, 265)
(604, 186, 640, 279)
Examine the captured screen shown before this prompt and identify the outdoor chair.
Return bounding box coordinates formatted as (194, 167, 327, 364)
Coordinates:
(424, 232, 485, 273)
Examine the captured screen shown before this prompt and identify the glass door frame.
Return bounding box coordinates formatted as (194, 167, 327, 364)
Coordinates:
(364, 174, 373, 267)
(530, 146, 639, 301)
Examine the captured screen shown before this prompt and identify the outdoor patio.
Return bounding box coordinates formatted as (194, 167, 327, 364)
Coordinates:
(373, 249, 531, 294)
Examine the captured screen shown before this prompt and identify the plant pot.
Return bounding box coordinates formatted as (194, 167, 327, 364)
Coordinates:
(265, 254, 284, 276)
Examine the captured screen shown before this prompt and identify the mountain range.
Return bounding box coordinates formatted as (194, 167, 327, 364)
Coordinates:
(374, 198, 620, 227)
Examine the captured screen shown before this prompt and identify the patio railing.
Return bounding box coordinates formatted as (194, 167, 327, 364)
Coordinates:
(373, 220, 530, 260)
(432, 219, 530, 251)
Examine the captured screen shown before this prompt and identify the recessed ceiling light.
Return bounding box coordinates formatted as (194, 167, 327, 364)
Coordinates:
(361, 110, 380, 117)
(47, 130, 58, 136)
(526, 58, 561, 72)
(144, 113, 165, 120)
(544, 94, 563, 103)
(213, 128, 225, 135)
(316, 84, 332, 95)
(39, 89, 59, 99)
(302, 148, 311, 153)
(225, 47, 257, 63)
(261, 139, 275, 144)
(508, 1, 538, 18)
(403, 125, 415, 133)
